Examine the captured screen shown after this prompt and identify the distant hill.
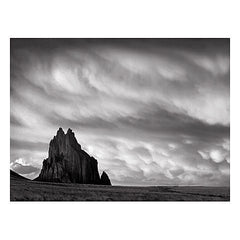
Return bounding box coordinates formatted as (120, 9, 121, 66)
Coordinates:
(10, 170, 28, 180)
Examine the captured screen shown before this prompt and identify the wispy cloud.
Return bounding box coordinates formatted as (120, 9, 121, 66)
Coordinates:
(10, 39, 230, 185)
(10, 158, 40, 177)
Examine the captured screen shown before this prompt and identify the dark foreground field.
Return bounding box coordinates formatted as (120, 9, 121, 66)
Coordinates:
(10, 177, 230, 201)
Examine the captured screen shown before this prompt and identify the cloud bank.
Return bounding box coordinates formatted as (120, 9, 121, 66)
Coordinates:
(10, 39, 230, 186)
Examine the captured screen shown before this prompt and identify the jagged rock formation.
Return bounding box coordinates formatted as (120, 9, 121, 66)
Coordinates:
(100, 171, 112, 185)
(35, 128, 111, 185)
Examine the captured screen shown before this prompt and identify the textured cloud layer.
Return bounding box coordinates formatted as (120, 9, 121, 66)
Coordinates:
(10, 39, 230, 186)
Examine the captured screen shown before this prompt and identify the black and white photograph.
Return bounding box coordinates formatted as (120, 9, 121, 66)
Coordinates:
(10, 38, 230, 201)
(2, 1, 240, 240)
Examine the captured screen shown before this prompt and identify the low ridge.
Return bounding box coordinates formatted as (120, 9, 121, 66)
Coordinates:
(10, 170, 29, 180)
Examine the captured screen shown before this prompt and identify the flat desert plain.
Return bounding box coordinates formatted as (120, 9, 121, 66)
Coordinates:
(10, 177, 230, 201)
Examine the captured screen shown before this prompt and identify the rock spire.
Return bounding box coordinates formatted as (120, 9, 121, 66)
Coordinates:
(35, 128, 111, 185)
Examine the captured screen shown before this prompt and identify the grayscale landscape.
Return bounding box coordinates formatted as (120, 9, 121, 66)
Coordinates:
(10, 170, 230, 201)
(10, 39, 230, 201)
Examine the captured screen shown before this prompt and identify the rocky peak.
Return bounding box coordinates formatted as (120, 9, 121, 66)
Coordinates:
(100, 171, 111, 185)
(57, 127, 65, 136)
(67, 128, 73, 134)
(35, 128, 110, 185)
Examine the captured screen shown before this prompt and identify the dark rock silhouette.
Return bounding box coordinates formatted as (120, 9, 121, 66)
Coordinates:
(100, 171, 112, 185)
(35, 128, 111, 185)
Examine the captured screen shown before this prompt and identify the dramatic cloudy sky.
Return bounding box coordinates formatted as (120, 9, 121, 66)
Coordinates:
(10, 39, 230, 186)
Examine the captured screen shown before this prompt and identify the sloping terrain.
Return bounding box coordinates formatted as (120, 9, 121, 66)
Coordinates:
(10, 170, 29, 181)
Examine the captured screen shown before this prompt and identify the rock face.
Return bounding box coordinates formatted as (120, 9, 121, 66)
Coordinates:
(35, 128, 111, 185)
(100, 171, 112, 185)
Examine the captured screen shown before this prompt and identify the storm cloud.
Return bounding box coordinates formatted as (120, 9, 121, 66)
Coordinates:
(10, 39, 230, 186)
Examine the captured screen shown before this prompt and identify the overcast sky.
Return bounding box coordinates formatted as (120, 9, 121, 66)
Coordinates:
(10, 39, 230, 186)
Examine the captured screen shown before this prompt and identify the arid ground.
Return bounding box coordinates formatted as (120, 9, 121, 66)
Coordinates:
(10, 175, 230, 201)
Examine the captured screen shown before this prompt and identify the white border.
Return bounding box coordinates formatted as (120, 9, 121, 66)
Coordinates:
(0, 1, 239, 240)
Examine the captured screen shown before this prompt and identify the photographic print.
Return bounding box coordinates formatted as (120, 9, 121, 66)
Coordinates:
(10, 38, 230, 201)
